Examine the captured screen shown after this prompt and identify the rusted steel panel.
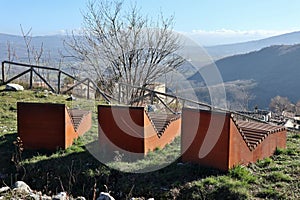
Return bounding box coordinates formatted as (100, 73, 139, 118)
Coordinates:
(229, 119, 253, 168)
(144, 113, 181, 153)
(98, 105, 145, 154)
(252, 130, 286, 161)
(230, 117, 286, 167)
(73, 111, 92, 136)
(98, 105, 182, 156)
(65, 107, 77, 148)
(181, 107, 287, 171)
(17, 102, 91, 150)
(17, 102, 66, 150)
(181, 108, 230, 171)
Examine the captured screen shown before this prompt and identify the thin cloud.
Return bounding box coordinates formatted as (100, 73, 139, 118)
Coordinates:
(182, 29, 299, 46)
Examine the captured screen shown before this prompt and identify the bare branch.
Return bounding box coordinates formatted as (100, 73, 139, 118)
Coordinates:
(65, 0, 184, 101)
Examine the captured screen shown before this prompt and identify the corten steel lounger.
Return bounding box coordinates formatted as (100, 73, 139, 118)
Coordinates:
(181, 108, 286, 171)
(98, 105, 181, 157)
(17, 102, 92, 150)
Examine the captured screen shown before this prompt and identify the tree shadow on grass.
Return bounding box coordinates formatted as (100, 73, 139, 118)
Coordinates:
(0, 133, 17, 176)
(0, 139, 224, 199)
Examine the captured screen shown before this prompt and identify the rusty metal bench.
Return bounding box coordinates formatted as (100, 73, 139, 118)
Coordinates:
(181, 108, 286, 171)
(17, 102, 91, 150)
(98, 105, 181, 156)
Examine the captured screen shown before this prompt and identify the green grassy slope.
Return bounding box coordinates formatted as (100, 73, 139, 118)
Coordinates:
(0, 88, 299, 199)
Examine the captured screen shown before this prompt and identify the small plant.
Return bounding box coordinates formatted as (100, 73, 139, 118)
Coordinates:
(256, 187, 283, 199)
(229, 165, 257, 183)
(209, 176, 250, 200)
(256, 157, 273, 168)
(267, 171, 292, 182)
(274, 147, 286, 155)
(11, 137, 26, 180)
(291, 133, 300, 139)
(274, 147, 297, 156)
(202, 176, 218, 185)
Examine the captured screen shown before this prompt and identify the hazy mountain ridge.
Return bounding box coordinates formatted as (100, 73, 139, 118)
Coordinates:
(205, 31, 300, 59)
(190, 44, 300, 108)
(1, 32, 300, 108)
(0, 33, 66, 62)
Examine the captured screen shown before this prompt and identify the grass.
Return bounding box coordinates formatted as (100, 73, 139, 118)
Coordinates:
(0, 87, 300, 199)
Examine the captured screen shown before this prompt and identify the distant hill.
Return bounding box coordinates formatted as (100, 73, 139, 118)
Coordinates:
(3, 31, 300, 63)
(2, 32, 300, 109)
(0, 33, 66, 62)
(189, 44, 300, 108)
(205, 31, 300, 59)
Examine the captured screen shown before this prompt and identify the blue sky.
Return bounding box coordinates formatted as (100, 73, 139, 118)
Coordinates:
(1, 0, 300, 45)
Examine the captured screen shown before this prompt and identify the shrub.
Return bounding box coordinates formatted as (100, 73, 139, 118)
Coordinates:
(229, 165, 257, 183)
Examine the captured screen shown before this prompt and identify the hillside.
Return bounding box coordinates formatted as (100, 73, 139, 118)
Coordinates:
(190, 44, 300, 109)
(0, 88, 299, 199)
(2, 31, 300, 63)
(205, 31, 300, 59)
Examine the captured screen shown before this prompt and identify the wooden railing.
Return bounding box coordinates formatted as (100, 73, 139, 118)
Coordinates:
(1, 61, 111, 103)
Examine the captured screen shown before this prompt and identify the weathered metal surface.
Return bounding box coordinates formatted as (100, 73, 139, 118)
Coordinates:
(181, 108, 231, 171)
(17, 102, 91, 150)
(181, 107, 286, 171)
(98, 105, 181, 156)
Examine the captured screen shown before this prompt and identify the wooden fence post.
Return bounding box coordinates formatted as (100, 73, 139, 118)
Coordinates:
(29, 67, 33, 89)
(57, 71, 61, 94)
(1, 62, 5, 84)
(87, 79, 90, 99)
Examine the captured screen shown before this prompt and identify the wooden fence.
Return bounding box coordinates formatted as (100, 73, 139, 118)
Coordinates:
(1, 61, 111, 103)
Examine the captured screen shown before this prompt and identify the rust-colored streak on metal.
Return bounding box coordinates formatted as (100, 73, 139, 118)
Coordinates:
(181, 108, 286, 171)
(17, 102, 91, 150)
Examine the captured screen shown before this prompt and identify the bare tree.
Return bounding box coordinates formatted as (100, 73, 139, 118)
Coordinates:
(226, 80, 256, 111)
(269, 95, 295, 114)
(229, 87, 255, 111)
(6, 41, 17, 78)
(65, 0, 184, 103)
(20, 25, 33, 64)
(295, 100, 300, 115)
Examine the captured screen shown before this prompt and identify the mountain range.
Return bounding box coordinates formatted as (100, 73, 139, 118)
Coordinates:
(205, 31, 300, 59)
(0, 33, 65, 62)
(189, 44, 300, 109)
(1, 31, 300, 109)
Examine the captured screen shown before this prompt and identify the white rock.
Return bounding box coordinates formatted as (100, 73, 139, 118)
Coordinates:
(76, 197, 86, 200)
(97, 192, 115, 200)
(40, 194, 52, 200)
(41, 194, 52, 200)
(52, 192, 68, 200)
(5, 83, 24, 91)
(0, 186, 10, 193)
(14, 181, 32, 193)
